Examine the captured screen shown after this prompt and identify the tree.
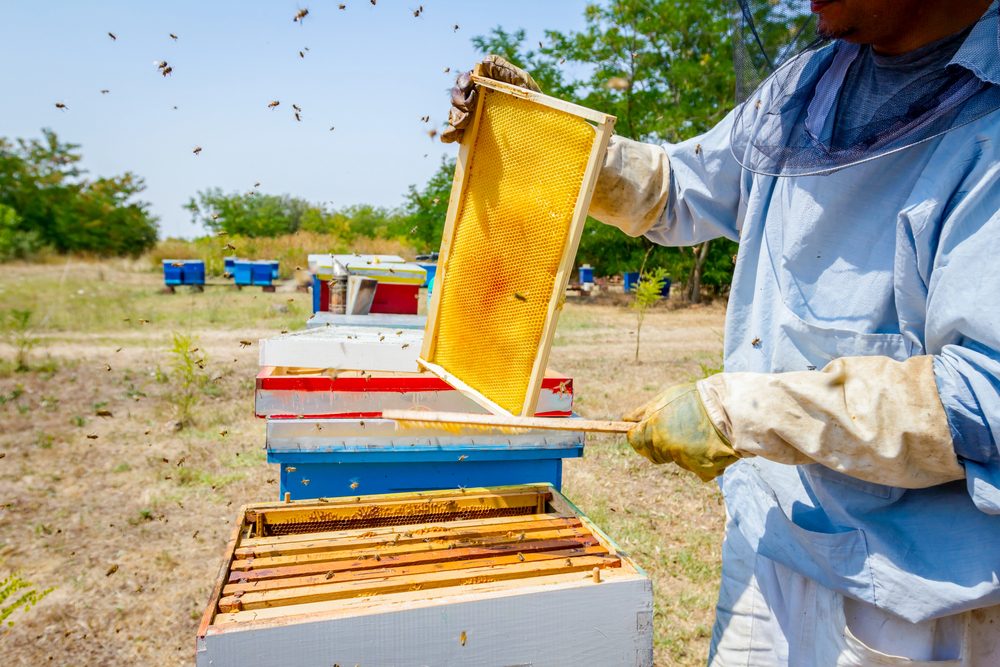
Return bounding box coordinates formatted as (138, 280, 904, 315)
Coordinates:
(472, 0, 741, 301)
(186, 188, 310, 238)
(396, 156, 456, 253)
(0, 129, 158, 257)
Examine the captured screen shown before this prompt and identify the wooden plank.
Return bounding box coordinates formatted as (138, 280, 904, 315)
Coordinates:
(419, 75, 488, 365)
(523, 117, 616, 416)
(218, 554, 621, 612)
(196, 510, 249, 638)
(208, 567, 647, 629)
(231, 525, 594, 572)
(236, 516, 583, 559)
(239, 512, 571, 550)
(383, 409, 632, 434)
(247, 488, 550, 530)
(470, 74, 613, 125)
(223, 544, 608, 596)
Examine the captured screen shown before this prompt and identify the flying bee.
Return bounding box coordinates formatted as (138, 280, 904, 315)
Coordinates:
(239, 341, 252, 348)
(176, 457, 185, 467)
(293, 104, 301, 112)
(428, 128, 438, 140)
(301, 479, 309, 485)
(299, 51, 304, 58)
(286, 466, 297, 473)
(171, 261, 184, 267)
(454, 24, 459, 31)
(396, 331, 403, 335)
(315, 424, 322, 430)
(105, 364, 112, 371)
(96, 409, 113, 418)
(106, 565, 118, 576)
(460, 632, 466, 646)
(458, 455, 467, 462)
(295, 113, 301, 121)
(751, 337, 761, 346)
(370, 0, 375, 4)
(193, 147, 202, 155)
(254, 182, 260, 187)
(101, 89, 109, 94)
(162, 66, 172, 76)
(268, 100, 279, 109)
(695, 144, 701, 154)
(139, 318, 149, 323)
(55, 102, 68, 111)
(223, 243, 236, 250)
(293, 8, 309, 22)
(350, 481, 360, 490)
(155, 60, 168, 70)
(144, 429, 150, 435)
(517, 553, 524, 562)
(108, 32, 116, 40)
(401, 343, 409, 349)
(212, 215, 220, 221)
(329, 126, 335, 131)
(339, 3, 345, 8)
(170, 33, 178, 40)
(192, 531, 199, 539)
(219, 429, 228, 436)
(443, 67, 450, 73)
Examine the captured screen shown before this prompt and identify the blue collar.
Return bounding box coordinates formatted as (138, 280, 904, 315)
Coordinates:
(952, 0, 1000, 85)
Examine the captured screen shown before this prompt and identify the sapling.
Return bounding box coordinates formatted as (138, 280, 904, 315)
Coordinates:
(632, 267, 669, 362)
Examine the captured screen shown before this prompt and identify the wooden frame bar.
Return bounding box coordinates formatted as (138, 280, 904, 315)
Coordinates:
(418, 75, 616, 417)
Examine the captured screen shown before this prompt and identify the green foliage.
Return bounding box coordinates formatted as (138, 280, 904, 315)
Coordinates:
(632, 266, 669, 361)
(473, 0, 741, 298)
(166, 331, 204, 426)
(0, 558, 54, 630)
(0, 129, 158, 257)
(0, 308, 38, 371)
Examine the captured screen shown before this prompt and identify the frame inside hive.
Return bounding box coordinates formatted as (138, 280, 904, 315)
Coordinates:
(198, 485, 643, 629)
(419, 71, 616, 417)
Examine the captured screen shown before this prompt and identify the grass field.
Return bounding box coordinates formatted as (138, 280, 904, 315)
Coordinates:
(0, 259, 728, 666)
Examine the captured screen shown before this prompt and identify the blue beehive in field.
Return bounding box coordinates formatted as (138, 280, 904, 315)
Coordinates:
(223, 256, 238, 277)
(252, 261, 274, 286)
(269, 260, 280, 280)
(182, 260, 205, 285)
(233, 259, 254, 286)
(163, 260, 184, 285)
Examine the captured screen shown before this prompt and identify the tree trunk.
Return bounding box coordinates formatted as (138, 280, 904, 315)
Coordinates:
(685, 240, 711, 304)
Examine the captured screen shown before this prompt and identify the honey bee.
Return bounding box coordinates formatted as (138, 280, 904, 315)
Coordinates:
(370, 0, 375, 4)
(413, 6, 422, 17)
(268, 100, 279, 109)
(213, 215, 220, 221)
(144, 429, 150, 435)
(55, 102, 68, 111)
(108, 32, 116, 40)
(432, 198, 440, 205)
(192, 531, 199, 538)
(454, 24, 459, 31)
(170, 33, 178, 40)
(517, 553, 524, 562)
(401, 344, 409, 349)
(101, 89, 109, 94)
(329, 126, 335, 131)
(428, 128, 438, 140)
(379, 335, 385, 341)
(339, 3, 345, 8)
(254, 182, 260, 187)
(295, 113, 301, 122)
(239, 340, 252, 348)
(325, 571, 335, 580)
(299, 51, 304, 58)
(106, 565, 119, 576)
(223, 243, 236, 250)
(751, 337, 761, 346)
(443, 67, 450, 73)
(156, 60, 168, 70)
(458, 455, 467, 462)
(139, 318, 149, 323)
(193, 147, 202, 156)
(293, 8, 309, 22)
(0, 453, 4, 460)
(161, 458, 169, 463)
(162, 66, 172, 77)
(514, 292, 527, 302)
(695, 144, 701, 154)
(516, 532, 525, 543)
(96, 409, 113, 418)
(301, 479, 309, 485)
(287, 298, 294, 303)
(315, 424, 322, 430)
(105, 364, 112, 371)
(460, 632, 466, 646)
(171, 261, 184, 267)
(266, 478, 276, 484)
(286, 467, 297, 473)
(373, 553, 381, 561)
(219, 429, 228, 436)
(350, 481, 360, 490)
(176, 457, 185, 467)
(755, 100, 761, 109)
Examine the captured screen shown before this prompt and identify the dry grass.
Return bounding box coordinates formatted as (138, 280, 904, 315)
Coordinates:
(0, 261, 727, 665)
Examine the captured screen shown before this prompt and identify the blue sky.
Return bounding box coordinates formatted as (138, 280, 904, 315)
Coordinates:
(0, 1, 589, 239)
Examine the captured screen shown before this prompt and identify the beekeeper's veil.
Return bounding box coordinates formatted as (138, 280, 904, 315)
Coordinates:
(730, 0, 1000, 176)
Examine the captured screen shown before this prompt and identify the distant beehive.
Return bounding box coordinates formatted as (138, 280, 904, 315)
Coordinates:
(197, 484, 652, 667)
(420, 72, 615, 417)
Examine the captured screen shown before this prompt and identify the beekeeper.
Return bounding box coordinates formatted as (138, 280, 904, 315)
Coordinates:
(443, 0, 1000, 663)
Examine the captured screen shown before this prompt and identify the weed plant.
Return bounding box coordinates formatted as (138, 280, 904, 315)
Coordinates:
(167, 331, 205, 426)
(0, 558, 54, 634)
(0, 309, 38, 371)
(632, 267, 669, 362)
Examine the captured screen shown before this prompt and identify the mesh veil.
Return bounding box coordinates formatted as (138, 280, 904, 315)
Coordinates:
(731, 0, 1000, 177)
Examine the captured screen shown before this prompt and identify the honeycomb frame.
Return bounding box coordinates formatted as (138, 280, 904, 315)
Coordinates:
(420, 71, 616, 417)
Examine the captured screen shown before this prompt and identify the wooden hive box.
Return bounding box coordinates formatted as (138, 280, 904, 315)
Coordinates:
(197, 484, 653, 667)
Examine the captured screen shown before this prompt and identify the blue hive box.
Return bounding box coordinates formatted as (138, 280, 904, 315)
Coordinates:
(266, 417, 585, 500)
(223, 256, 238, 277)
(251, 261, 273, 286)
(181, 260, 205, 285)
(578, 266, 594, 284)
(163, 260, 184, 285)
(416, 262, 437, 288)
(233, 260, 254, 286)
(269, 260, 280, 280)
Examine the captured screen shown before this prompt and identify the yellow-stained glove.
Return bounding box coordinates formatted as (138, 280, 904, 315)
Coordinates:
(440, 54, 542, 144)
(624, 383, 741, 482)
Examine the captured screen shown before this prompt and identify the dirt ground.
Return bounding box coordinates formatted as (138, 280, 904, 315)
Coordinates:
(0, 261, 728, 666)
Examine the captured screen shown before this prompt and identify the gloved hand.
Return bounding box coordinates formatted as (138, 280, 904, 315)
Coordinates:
(441, 54, 542, 144)
(624, 382, 741, 482)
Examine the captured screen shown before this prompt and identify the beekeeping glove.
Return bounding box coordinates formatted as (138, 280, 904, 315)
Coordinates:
(441, 55, 542, 144)
(624, 383, 741, 482)
(697, 355, 964, 489)
(588, 136, 672, 237)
